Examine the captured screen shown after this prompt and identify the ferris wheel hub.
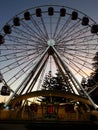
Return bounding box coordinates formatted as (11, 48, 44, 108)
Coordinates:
(47, 39, 55, 46)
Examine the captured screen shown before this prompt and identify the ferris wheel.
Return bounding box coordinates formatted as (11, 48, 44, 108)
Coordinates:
(0, 4, 98, 99)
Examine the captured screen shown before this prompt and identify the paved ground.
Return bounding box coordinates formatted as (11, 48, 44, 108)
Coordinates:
(0, 120, 98, 130)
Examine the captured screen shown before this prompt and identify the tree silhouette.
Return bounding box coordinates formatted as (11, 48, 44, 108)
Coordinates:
(41, 70, 68, 103)
(81, 52, 98, 89)
(91, 52, 98, 83)
(84, 51, 98, 105)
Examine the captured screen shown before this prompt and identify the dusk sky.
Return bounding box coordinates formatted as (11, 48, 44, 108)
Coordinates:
(0, 0, 98, 103)
(0, 0, 98, 29)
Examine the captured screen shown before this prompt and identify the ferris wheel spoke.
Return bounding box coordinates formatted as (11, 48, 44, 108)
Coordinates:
(7, 58, 37, 86)
(60, 53, 93, 78)
(14, 22, 45, 42)
(54, 16, 72, 40)
(30, 16, 49, 40)
(53, 16, 61, 38)
(55, 19, 82, 43)
(40, 16, 49, 39)
(57, 26, 90, 44)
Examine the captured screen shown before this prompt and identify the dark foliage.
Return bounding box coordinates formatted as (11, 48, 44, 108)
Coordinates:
(41, 70, 68, 103)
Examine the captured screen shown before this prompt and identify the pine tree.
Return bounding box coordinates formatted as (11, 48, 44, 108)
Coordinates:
(81, 52, 98, 88)
(91, 51, 98, 83)
(84, 52, 98, 105)
(41, 70, 68, 103)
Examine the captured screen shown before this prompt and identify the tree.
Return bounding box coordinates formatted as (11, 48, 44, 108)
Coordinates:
(41, 70, 68, 103)
(91, 52, 98, 83)
(82, 52, 98, 89)
(84, 52, 98, 105)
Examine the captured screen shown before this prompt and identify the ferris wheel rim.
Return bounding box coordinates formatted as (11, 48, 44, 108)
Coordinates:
(0, 4, 98, 95)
